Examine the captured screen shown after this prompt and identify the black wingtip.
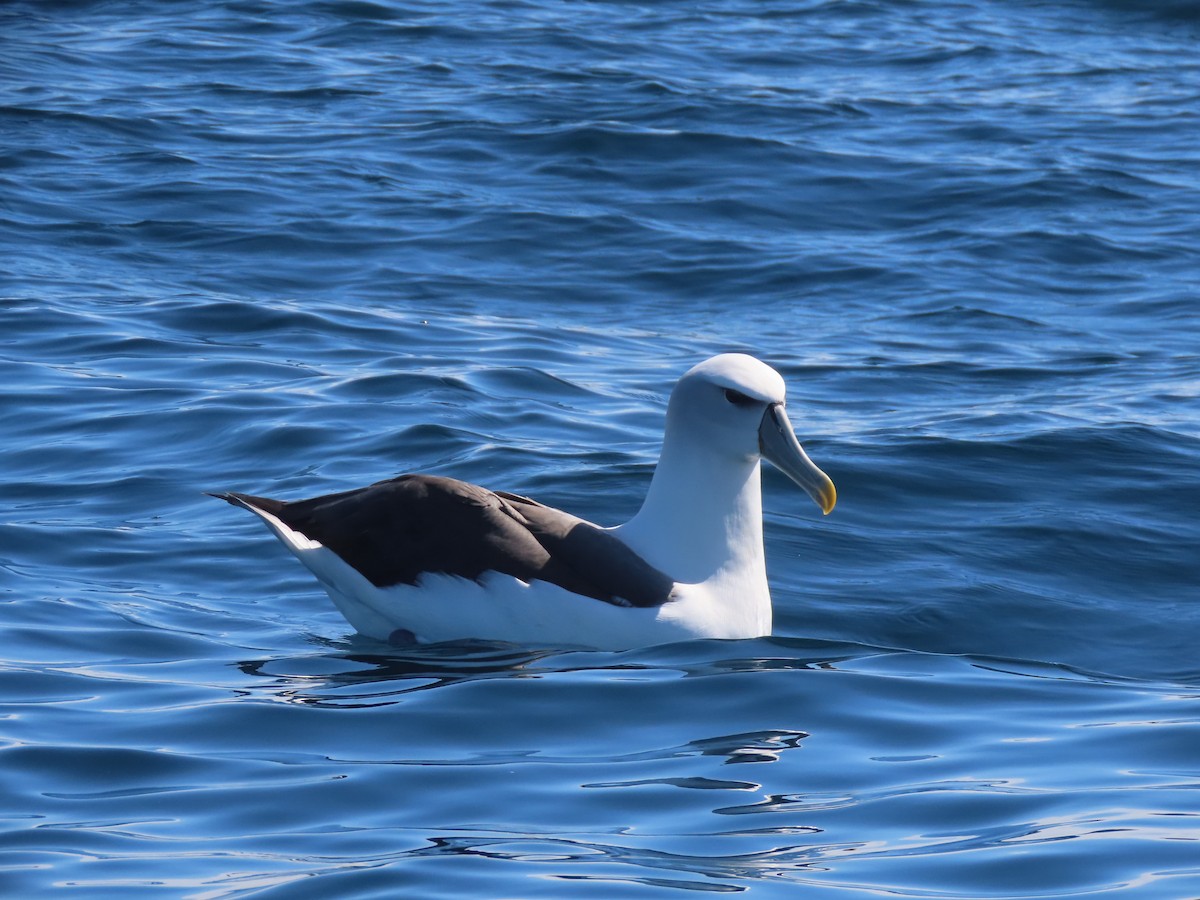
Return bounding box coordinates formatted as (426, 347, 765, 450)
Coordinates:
(206, 490, 287, 517)
(205, 490, 261, 512)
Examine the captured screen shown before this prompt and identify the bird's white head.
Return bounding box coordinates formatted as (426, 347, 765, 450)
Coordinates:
(666, 353, 836, 515)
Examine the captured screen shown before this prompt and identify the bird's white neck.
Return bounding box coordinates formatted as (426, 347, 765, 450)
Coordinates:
(617, 434, 768, 591)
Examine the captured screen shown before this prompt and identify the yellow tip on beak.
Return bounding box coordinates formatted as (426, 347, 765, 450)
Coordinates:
(818, 478, 837, 516)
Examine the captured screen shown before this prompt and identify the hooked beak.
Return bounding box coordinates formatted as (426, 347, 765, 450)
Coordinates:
(758, 403, 837, 515)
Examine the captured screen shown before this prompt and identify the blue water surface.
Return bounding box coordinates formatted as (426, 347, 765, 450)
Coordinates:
(2, 0, 1199, 896)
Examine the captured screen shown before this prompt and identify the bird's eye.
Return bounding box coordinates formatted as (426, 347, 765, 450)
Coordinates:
(724, 388, 758, 408)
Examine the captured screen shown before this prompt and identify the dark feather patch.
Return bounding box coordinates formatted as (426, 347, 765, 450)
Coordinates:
(211, 474, 674, 608)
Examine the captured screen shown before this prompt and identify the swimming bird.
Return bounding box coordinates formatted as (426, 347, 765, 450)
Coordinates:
(209, 353, 836, 650)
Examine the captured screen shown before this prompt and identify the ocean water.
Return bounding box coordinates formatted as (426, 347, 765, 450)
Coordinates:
(2, 0, 1199, 896)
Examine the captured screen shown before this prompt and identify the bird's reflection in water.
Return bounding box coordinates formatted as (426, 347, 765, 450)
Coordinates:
(235, 637, 561, 707)
(233, 634, 860, 710)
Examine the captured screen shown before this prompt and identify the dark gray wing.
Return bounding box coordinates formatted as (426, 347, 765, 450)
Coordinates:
(211, 474, 674, 608)
(495, 490, 675, 608)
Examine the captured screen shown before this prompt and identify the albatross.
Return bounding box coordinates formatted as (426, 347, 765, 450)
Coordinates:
(210, 353, 836, 649)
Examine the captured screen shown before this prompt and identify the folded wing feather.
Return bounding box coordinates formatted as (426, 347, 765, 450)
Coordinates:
(215, 474, 674, 609)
